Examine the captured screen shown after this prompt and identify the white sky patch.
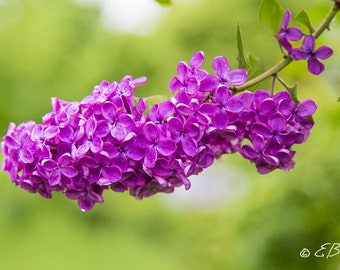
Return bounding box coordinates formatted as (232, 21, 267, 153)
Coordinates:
(76, 0, 169, 35)
(160, 159, 249, 211)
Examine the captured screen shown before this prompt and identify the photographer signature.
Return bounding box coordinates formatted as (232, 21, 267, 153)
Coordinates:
(300, 243, 340, 259)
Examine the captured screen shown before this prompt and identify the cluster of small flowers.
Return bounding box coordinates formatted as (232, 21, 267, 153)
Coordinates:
(276, 9, 333, 75)
(1, 51, 317, 211)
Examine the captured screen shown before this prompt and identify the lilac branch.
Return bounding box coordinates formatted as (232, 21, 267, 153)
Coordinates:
(229, 1, 339, 93)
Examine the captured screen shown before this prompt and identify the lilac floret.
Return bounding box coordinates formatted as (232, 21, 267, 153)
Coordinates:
(276, 10, 304, 51)
(289, 35, 333, 75)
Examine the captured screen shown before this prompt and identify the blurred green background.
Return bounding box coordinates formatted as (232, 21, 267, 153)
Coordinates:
(1, 0, 340, 269)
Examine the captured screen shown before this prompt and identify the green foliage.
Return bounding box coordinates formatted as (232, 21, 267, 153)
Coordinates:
(0, 0, 339, 270)
(259, 0, 285, 33)
(236, 24, 251, 71)
(156, 0, 171, 5)
(295, 10, 315, 34)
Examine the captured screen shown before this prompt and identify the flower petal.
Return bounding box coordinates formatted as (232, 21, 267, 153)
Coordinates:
(176, 103, 191, 116)
(59, 126, 74, 143)
(286, 26, 303, 41)
(181, 136, 197, 156)
(19, 148, 34, 163)
(227, 69, 248, 86)
(289, 48, 310, 60)
(111, 125, 126, 141)
(90, 136, 103, 153)
(118, 114, 134, 128)
(199, 103, 218, 115)
(144, 147, 157, 168)
(42, 159, 57, 171)
(251, 123, 271, 139)
(213, 110, 229, 130)
(167, 117, 182, 134)
(49, 170, 61, 186)
(102, 101, 117, 122)
(61, 166, 78, 178)
(258, 98, 275, 115)
(190, 51, 204, 69)
(199, 75, 219, 92)
(95, 120, 110, 137)
(241, 145, 258, 159)
(143, 122, 159, 143)
(214, 86, 232, 104)
(281, 10, 292, 29)
(78, 195, 94, 212)
(157, 139, 176, 156)
(196, 150, 214, 168)
(212, 56, 229, 79)
(268, 112, 286, 132)
(44, 126, 59, 139)
(101, 165, 122, 184)
(301, 35, 315, 52)
(307, 56, 324, 75)
(296, 99, 317, 117)
(3, 135, 20, 149)
(315, 46, 333, 60)
(279, 37, 293, 52)
(75, 141, 91, 159)
(177, 62, 189, 83)
(225, 96, 244, 112)
(158, 101, 175, 119)
(253, 134, 265, 151)
(85, 117, 97, 137)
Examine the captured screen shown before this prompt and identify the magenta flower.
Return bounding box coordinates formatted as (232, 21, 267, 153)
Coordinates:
(212, 86, 244, 129)
(289, 35, 333, 75)
(276, 10, 303, 51)
(167, 116, 200, 156)
(241, 134, 280, 174)
(169, 51, 207, 95)
(42, 154, 78, 186)
(212, 56, 248, 86)
(137, 122, 176, 168)
(3, 133, 35, 164)
(0, 51, 318, 211)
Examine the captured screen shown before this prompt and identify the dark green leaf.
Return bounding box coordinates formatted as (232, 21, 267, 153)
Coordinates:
(338, 96, 340, 102)
(236, 24, 251, 71)
(295, 10, 315, 34)
(258, 0, 285, 33)
(276, 76, 300, 105)
(156, 0, 171, 5)
(286, 83, 299, 105)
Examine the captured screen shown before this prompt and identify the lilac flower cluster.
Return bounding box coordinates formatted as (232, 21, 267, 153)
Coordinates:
(276, 10, 333, 75)
(1, 51, 317, 211)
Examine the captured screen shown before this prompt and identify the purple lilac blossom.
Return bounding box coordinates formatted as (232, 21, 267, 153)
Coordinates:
(289, 35, 333, 75)
(276, 9, 304, 51)
(1, 51, 316, 211)
(276, 11, 333, 75)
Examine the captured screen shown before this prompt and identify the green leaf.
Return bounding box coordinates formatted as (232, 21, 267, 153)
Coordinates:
(276, 76, 300, 105)
(258, 0, 285, 33)
(236, 24, 251, 71)
(338, 97, 340, 102)
(295, 10, 315, 34)
(285, 83, 299, 105)
(156, 0, 171, 5)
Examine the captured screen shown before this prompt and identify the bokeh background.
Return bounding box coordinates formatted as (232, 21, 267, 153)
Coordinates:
(1, 0, 340, 269)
